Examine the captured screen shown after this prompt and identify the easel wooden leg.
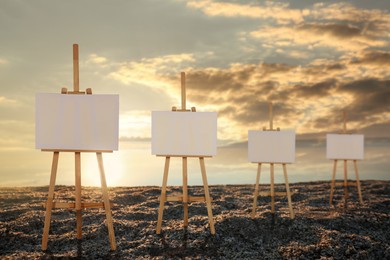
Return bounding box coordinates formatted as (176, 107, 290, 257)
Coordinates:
(329, 160, 337, 206)
(343, 160, 348, 208)
(282, 164, 294, 219)
(182, 157, 189, 228)
(75, 152, 82, 239)
(270, 163, 275, 214)
(354, 160, 363, 204)
(251, 163, 262, 219)
(199, 157, 215, 235)
(42, 152, 59, 250)
(97, 152, 117, 250)
(157, 157, 170, 234)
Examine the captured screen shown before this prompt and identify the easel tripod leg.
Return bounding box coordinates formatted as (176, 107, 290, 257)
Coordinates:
(199, 157, 215, 235)
(75, 152, 82, 239)
(157, 157, 170, 234)
(251, 163, 261, 219)
(270, 163, 275, 214)
(97, 152, 117, 250)
(329, 160, 337, 206)
(42, 152, 59, 250)
(282, 164, 294, 219)
(182, 157, 189, 227)
(354, 160, 363, 204)
(343, 160, 348, 208)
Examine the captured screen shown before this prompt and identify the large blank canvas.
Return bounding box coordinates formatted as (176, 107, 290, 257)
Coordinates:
(152, 111, 217, 156)
(326, 134, 364, 160)
(248, 130, 295, 163)
(36, 93, 119, 151)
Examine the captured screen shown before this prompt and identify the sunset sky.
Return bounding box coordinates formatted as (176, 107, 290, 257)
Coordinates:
(0, 0, 389, 187)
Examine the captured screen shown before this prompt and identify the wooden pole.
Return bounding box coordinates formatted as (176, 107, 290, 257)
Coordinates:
(270, 163, 275, 213)
(199, 157, 215, 235)
(283, 164, 294, 219)
(269, 102, 273, 130)
(73, 44, 79, 93)
(329, 160, 337, 205)
(182, 157, 188, 227)
(42, 152, 59, 250)
(343, 111, 347, 133)
(97, 152, 117, 250)
(157, 157, 170, 234)
(354, 160, 363, 204)
(344, 160, 348, 208)
(75, 152, 82, 239)
(181, 72, 186, 110)
(251, 163, 262, 219)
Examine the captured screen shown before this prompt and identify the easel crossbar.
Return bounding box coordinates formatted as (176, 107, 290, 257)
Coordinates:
(43, 201, 113, 209)
(255, 191, 295, 197)
(42, 149, 113, 153)
(160, 195, 210, 202)
(334, 182, 358, 187)
(157, 155, 212, 158)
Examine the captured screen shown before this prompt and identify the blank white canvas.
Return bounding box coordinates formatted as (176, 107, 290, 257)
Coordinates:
(152, 111, 217, 156)
(326, 134, 364, 160)
(36, 93, 119, 151)
(248, 130, 296, 163)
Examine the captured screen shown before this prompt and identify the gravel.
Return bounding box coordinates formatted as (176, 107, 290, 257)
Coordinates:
(0, 181, 389, 259)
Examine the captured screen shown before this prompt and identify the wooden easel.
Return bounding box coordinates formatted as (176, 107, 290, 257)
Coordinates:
(156, 72, 215, 235)
(251, 102, 295, 219)
(41, 44, 116, 251)
(329, 111, 363, 207)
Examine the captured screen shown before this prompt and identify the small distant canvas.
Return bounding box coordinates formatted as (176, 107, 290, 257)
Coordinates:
(326, 134, 364, 160)
(36, 93, 119, 151)
(248, 130, 295, 163)
(152, 111, 217, 156)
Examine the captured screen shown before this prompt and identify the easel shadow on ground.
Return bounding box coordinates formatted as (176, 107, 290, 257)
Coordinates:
(148, 228, 219, 258)
(147, 214, 309, 259)
(42, 238, 119, 259)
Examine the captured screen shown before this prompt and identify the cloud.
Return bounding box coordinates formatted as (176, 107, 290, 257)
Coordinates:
(186, 1, 390, 59)
(87, 54, 108, 64)
(109, 53, 195, 89)
(105, 46, 390, 140)
(250, 22, 387, 52)
(119, 110, 151, 139)
(0, 58, 8, 65)
(310, 2, 390, 25)
(350, 50, 390, 66)
(0, 96, 18, 105)
(186, 0, 304, 24)
(180, 57, 389, 140)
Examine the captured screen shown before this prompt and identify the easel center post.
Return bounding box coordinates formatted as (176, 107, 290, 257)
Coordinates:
(73, 44, 79, 93)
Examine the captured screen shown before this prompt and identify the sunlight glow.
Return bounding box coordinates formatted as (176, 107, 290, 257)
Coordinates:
(81, 153, 124, 187)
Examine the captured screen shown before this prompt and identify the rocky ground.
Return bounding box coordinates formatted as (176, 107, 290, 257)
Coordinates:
(0, 180, 389, 259)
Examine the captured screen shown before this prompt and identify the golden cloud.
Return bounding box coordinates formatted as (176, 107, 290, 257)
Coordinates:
(87, 54, 108, 64)
(186, 0, 304, 24)
(250, 22, 387, 52)
(0, 58, 8, 65)
(106, 50, 390, 141)
(109, 53, 195, 89)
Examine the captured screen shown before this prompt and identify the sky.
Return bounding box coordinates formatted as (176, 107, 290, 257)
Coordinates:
(0, 0, 389, 187)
